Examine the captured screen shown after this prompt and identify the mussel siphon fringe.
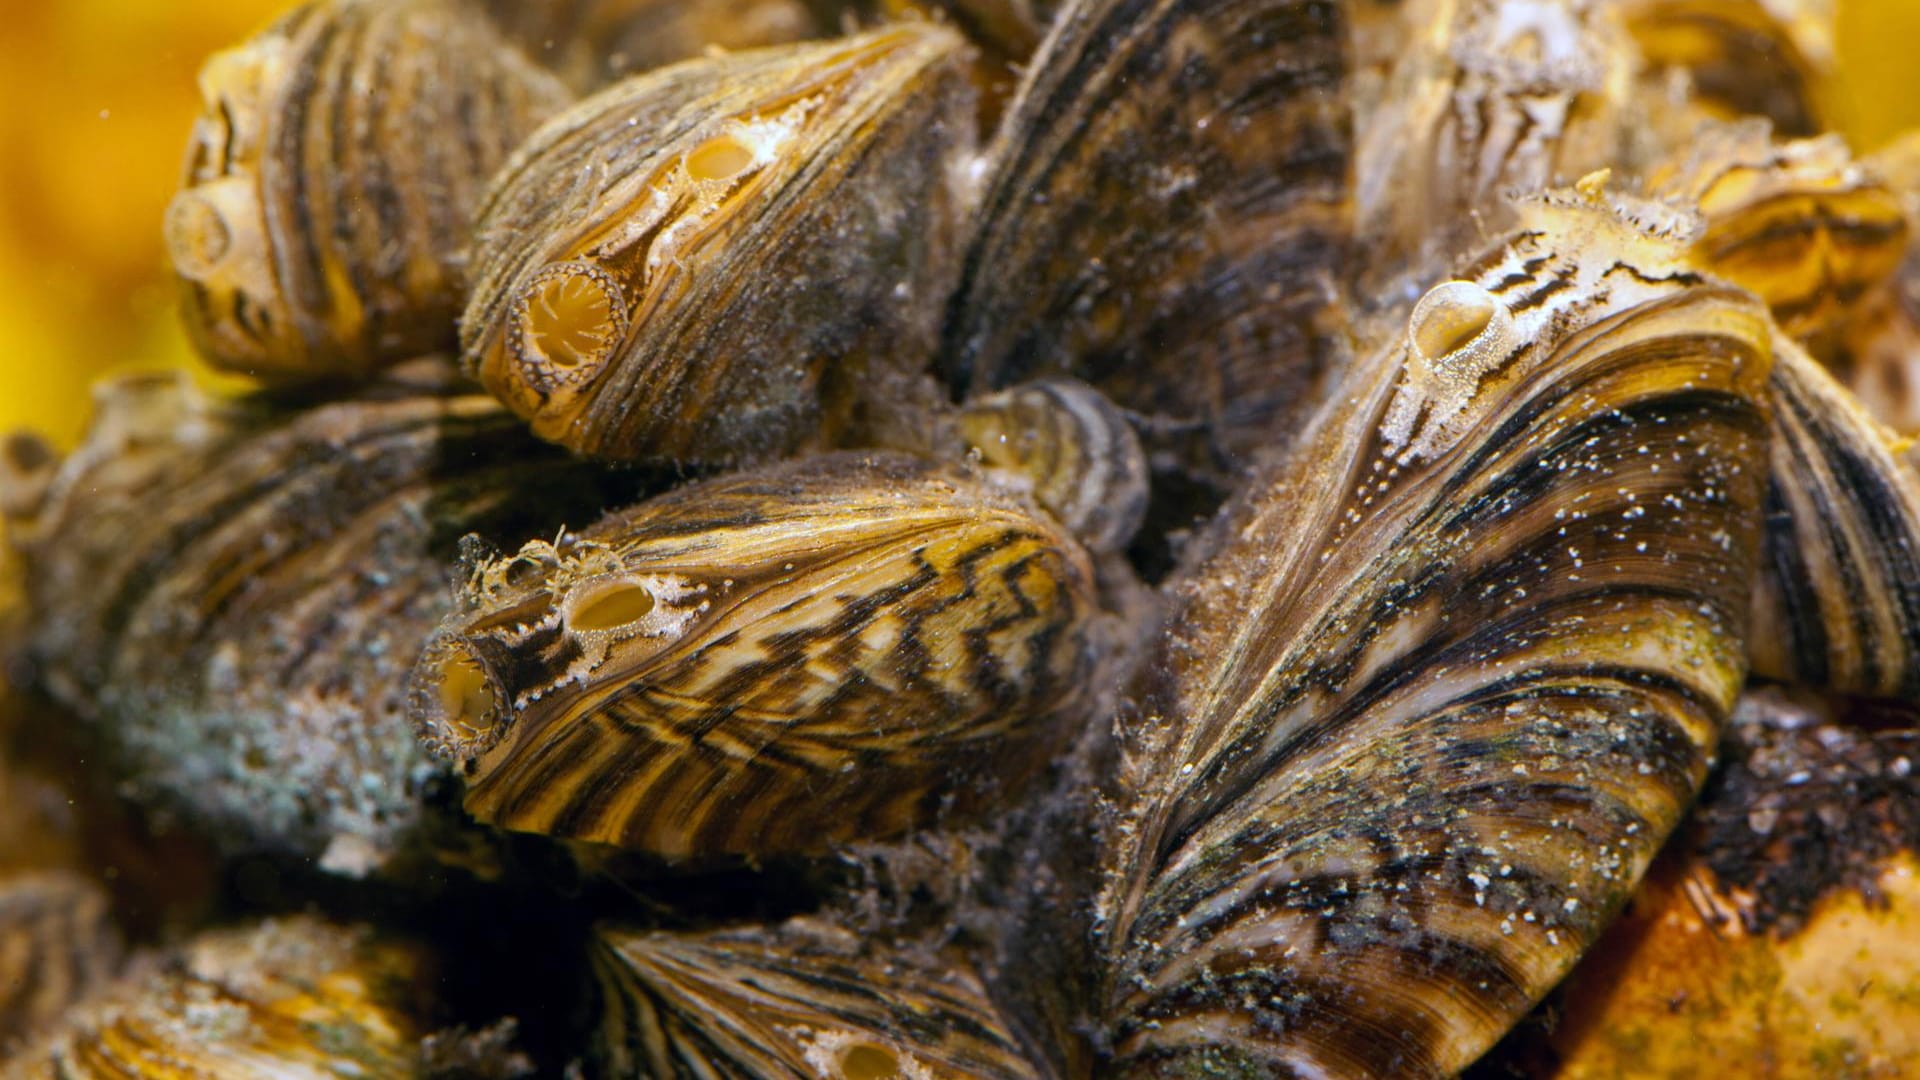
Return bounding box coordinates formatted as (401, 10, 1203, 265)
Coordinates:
(942, 0, 1353, 476)
(1097, 188, 1775, 1078)
(411, 451, 1099, 859)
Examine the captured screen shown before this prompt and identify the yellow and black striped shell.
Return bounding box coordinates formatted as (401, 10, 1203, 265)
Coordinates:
(1827, 131, 1920, 436)
(958, 378, 1149, 555)
(0, 362, 639, 875)
(461, 26, 975, 465)
(410, 451, 1098, 859)
(0, 871, 121, 1053)
(941, 0, 1353, 476)
(1097, 188, 1774, 1077)
(164, 0, 572, 380)
(1638, 126, 1920, 700)
(593, 919, 1039, 1078)
(7, 916, 432, 1078)
(1648, 123, 1909, 342)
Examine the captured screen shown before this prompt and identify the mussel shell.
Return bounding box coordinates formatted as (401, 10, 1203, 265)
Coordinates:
(1353, 0, 1634, 293)
(1616, 0, 1830, 138)
(958, 378, 1149, 555)
(1750, 339, 1920, 701)
(462, 26, 976, 465)
(1835, 131, 1920, 436)
(8, 916, 432, 1078)
(1098, 190, 1775, 1077)
(1484, 690, 1920, 1075)
(1649, 124, 1909, 342)
(0, 361, 642, 875)
(592, 920, 1039, 1078)
(166, 0, 572, 380)
(0, 871, 121, 1051)
(411, 451, 1098, 859)
(941, 0, 1352, 476)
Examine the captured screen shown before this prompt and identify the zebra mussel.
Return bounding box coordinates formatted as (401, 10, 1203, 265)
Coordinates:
(2, 0, 1917, 1075)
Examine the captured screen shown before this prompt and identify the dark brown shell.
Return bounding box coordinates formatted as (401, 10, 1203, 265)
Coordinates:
(1098, 191, 1775, 1077)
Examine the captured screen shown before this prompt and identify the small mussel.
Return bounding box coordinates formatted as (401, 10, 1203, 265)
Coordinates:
(592, 918, 1039, 1078)
(165, 0, 572, 380)
(1098, 187, 1775, 1077)
(462, 25, 976, 465)
(0, 361, 639, 875)
(7, 916, 436, 1078)
(411, 451, 1098, 860)
(0, 871, 121, 1051)
(958, 378, 1149, 556)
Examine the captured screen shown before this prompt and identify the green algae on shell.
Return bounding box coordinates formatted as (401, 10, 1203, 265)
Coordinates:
(410, 451, 1099, 860)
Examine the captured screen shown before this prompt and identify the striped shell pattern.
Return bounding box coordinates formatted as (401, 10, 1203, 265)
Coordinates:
(3, 0, 1917, 1076)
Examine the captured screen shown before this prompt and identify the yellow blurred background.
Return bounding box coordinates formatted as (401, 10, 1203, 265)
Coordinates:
(4, 0, 1920, 450)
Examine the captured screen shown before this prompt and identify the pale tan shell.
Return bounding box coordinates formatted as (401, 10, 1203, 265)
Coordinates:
(1353, 0, 1636, 293)
(0, 871, 121, 1051)
(484, 0, 820, 93)
(959, 378, 1149, 555)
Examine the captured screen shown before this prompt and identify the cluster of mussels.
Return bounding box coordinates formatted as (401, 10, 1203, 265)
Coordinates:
(1, 0, 1918, 1075)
